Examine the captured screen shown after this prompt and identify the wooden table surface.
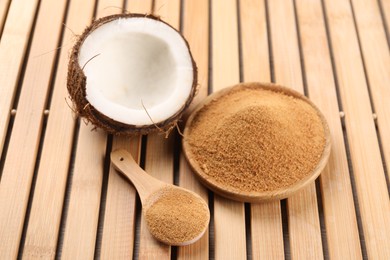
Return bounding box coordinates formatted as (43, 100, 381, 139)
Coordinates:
(0, 0, 389, 259)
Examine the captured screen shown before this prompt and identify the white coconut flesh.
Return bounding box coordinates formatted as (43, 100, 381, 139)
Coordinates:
(78, 17, 194, 126)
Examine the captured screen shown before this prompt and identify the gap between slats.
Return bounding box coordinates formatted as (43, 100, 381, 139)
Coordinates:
(267, 0, 324, 259)
(351, 0, 390, 242)
(132, 135, 148, 260)
(295, 0, 368, 259)
(207, 2, 214, 260)
(237, 2, 253, 259)
(17, 0, 72, 255)
(92, 2, 129, 259)
(211, 1, 247, 259)
(349, 0, 390, 194)
(239, 1, 285, 259)
(54, 0, 100, 257)
(96, 1, 153, 259)
(93, 135, 113, 258)
(377, 0, 390, 46)
(319, 1, 369, 258)
(137, 1, 180, 258)
(0, 0, 40, 153)
(0, 0, 41, 179)
(0, 0, 11, 36)
(0, 0, 11, 38)
(0, 0, 75, 258)
(319, 0, 368, 257)
(23, 0, 96, 257)
(55, 118, 80, 259)
(321, 0, 390, 258)
(292, 0, 329, 257)
(58, 0, 128, 258)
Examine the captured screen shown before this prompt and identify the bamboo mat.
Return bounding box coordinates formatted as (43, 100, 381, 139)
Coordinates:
(0, 0, 389, 259)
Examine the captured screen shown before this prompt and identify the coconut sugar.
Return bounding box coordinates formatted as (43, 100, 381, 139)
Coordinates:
(145, 187, 209, 245)
(185, 86, 326, 192)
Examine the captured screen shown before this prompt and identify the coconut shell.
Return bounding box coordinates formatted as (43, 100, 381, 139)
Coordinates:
(67, 13, 198, 135)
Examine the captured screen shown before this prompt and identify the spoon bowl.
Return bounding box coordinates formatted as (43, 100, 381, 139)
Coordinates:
(111, 149, 210, 246)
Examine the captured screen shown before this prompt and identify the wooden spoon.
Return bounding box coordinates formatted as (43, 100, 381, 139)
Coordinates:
(110, 149, 210, 246)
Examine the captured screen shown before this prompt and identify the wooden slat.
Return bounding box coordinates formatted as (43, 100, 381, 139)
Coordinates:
(267, 0, 323, 259)
(60, 128, 106, 260)
(181, 0, 209, 117)
(324, 0, 390, 258)
(21, 0, 96, 259)
(101, 136, 140, 259)
(379, 0, 390, 38)
(352, 0, 390, 181)
(0, 0, 38, 151)
(127, 0, 153, 14)
(240, 0, 271, 82)
(251, 203, 284, 259)
(154, 0, 180, 25)
(295, 0, 362, 258)
(0, 0, 10, 35)
(0, 0, 65, 258)
(212, 1, 246, 259)
(96, 0, 123, 22)
(95, 0, 124, 18)
(212, 0, 240, 89)
(137, 1, 180, 258)
(60, 0, 112, 258)
(177, 1, 209, 259)
(240, 1, 284, 259)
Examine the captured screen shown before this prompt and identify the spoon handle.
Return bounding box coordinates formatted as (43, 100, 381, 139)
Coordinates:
(111, 149, 163, 203)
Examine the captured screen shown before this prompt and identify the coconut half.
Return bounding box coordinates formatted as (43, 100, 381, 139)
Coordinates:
(67, 14, 197, 135)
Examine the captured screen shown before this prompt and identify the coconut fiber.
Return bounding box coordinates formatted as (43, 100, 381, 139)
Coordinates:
(185, 85, 326, 192)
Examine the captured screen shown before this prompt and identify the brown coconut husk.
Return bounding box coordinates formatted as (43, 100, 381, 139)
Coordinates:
(67, 13, 198, 136)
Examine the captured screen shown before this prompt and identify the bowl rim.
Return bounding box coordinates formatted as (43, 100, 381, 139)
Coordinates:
(182, 82, 331, 203)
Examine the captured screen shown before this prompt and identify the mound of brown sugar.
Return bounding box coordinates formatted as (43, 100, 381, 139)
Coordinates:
(186, 87, 326, 192)
(145, 187, 209, 245)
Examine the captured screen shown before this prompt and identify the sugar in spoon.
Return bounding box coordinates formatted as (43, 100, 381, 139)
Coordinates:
(111, 149, 210, 246)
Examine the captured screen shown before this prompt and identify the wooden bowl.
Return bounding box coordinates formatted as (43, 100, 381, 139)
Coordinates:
(182, 82, 331, 202)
